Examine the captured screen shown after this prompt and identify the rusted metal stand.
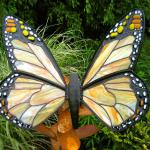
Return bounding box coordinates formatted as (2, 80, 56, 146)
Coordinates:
(35, 77, 99, 150)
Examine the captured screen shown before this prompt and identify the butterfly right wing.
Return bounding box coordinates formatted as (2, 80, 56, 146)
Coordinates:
(0, 73, 65, 128)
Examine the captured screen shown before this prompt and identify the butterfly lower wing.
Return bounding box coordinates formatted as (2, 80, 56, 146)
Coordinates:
(3, 16, 65, 87)
(82, 72, 148, 131)
(83, 9, 144, 86)
(0, 73, 65, 128)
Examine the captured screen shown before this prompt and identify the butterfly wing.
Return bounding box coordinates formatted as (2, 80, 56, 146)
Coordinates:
(3, 16, 65, 88)
(0, 73, 65, 128)
(83, 9, 144, 86)
(82, 10, 149, 131)
(82, 72, 149, 131)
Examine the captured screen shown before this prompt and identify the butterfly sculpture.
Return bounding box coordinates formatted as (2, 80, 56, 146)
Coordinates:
(0, 9, 149, 132)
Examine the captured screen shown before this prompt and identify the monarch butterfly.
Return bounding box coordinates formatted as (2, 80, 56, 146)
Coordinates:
(0, 9, 149, 131)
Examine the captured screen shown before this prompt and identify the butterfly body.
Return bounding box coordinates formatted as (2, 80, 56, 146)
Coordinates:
(0, 9, 149, 132)
(68, 73, 81, 128)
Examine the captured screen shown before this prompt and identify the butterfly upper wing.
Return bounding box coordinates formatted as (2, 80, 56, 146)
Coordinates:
(83, 9, 144, 86)
(83, 72, 148, 131)
(0, 73, 65, 128)
(3, 16, 65, 87)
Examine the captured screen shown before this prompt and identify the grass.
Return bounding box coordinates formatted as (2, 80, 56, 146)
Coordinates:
(0, 30, 150, 149)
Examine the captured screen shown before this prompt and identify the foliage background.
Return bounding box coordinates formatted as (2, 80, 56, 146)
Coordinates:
(0, 0, 150, 149)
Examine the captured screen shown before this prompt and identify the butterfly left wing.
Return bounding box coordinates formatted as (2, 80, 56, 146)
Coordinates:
(83, 9, 144, 86)
(82, 72, 149, 131)
(3, 16, 65, 88)
(0, 73, 65, 128)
